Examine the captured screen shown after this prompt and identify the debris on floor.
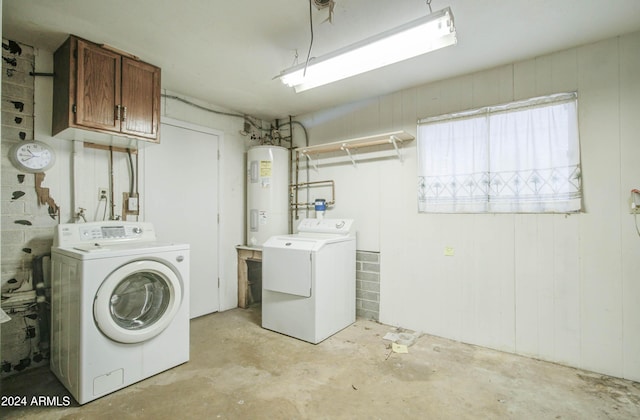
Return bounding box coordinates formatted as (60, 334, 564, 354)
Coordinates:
(391, 342, 409, 354)
(383, 328, 422, 354)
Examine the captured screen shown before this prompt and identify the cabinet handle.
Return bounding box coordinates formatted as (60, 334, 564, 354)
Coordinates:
(115, 105, 121, 121)
(122, 106, 127, 122)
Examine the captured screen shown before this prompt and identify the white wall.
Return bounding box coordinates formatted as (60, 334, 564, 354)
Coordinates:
(293, 31, 640, 381)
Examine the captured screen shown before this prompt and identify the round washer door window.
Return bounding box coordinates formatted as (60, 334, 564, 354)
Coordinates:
(94, 260, 183, 344)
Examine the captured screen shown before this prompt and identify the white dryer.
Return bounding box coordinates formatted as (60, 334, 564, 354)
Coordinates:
(262, 218, 356, 344)
(50, 221, 189, 404)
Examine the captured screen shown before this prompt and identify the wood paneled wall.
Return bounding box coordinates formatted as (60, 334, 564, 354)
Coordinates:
(294, 31, 640, 381)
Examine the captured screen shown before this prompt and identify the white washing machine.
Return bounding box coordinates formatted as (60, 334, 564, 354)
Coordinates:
(50, 221, 189, 404)
(262, 218, 356, 344)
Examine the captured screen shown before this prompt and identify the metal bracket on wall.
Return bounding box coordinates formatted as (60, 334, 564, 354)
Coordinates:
(389, 135, 403, 162)
(301, 152, 319, 171)
(341, 144, 356, 166)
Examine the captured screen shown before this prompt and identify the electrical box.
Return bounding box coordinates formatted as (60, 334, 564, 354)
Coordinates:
(122, 192, 139, 218)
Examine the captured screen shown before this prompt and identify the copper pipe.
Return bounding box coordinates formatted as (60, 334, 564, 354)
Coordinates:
(289, 180, 335, 208)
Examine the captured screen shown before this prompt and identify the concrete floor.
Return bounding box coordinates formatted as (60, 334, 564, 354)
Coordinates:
(2, 306, 640, 419)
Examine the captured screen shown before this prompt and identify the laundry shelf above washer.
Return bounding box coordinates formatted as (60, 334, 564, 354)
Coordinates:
(295, 130, 414, 167)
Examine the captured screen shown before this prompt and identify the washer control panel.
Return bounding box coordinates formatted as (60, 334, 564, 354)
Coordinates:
(79, 224, 140, 240)
(54, 221, 156, 247)
(297, 218, 354, 235)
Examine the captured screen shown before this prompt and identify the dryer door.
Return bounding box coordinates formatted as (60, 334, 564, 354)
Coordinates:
(94, 260, 183, 344)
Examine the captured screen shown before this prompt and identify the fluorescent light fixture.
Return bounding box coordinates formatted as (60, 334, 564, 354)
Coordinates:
(278, 7, 456, 93)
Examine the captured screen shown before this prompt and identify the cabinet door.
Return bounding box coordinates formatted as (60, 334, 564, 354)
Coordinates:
(121, 58, 160, 141)
(75, 39, 121, 132)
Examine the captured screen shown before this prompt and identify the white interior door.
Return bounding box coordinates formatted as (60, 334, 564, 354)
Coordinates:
(144, 119, 220, 318)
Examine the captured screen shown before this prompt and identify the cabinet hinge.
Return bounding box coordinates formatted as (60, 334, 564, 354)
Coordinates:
(72, 104, 77, 113)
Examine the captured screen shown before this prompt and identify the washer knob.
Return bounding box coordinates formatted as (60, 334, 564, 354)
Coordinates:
(132, 226, 142, 234)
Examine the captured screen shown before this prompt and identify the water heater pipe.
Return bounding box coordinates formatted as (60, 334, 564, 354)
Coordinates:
(289, 180, 335, 209)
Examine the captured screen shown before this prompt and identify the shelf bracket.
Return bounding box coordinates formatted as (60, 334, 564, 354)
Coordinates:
(389, 135, 403, 162)
(302, 152, 319, 171)
(341, 143, 357, 167)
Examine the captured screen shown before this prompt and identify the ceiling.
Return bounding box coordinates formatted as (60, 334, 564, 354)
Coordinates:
(4, 0, 640, 121)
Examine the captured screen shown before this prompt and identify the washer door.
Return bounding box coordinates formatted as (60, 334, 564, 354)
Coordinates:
(94, 260, 183, 344)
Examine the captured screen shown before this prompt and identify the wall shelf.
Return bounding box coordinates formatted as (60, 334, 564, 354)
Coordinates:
(296, 130, 415, 167)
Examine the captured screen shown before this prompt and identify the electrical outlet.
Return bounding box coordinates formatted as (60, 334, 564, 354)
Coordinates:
(98, 188, 108, 200)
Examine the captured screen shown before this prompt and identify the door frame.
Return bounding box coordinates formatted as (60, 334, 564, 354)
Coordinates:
(152, 117, 222, 317)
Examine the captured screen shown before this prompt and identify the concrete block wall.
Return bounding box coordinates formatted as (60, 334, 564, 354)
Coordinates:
(1, 39, 51, 376)
(356, 251, 380, 320)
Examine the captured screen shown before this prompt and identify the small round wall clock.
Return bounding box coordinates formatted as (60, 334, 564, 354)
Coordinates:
(9, 141, 56, 173)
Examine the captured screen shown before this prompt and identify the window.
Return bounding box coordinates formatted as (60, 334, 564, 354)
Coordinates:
(417, 92, 582, 213)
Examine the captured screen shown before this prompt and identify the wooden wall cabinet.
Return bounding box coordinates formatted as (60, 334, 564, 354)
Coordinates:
(53, 35, 161, 142)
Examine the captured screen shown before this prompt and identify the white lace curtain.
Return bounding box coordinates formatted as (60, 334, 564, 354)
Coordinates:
(418, 92, 582, 213)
